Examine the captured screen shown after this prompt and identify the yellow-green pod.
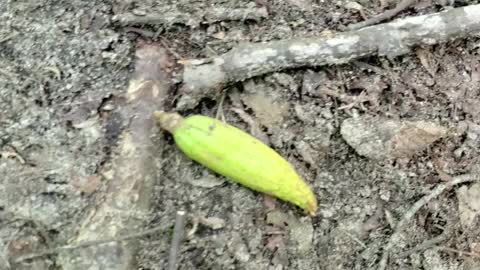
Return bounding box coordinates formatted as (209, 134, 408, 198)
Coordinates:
(154, 111, 317, 216)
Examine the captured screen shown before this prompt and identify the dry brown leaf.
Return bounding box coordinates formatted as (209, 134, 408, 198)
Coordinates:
(341, 116, 447, 160)
(390, 121, 447, 158)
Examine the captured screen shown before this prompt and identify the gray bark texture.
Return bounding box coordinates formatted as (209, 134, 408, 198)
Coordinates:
(56, 44, 171, 270)
(177, 4, 480, 109)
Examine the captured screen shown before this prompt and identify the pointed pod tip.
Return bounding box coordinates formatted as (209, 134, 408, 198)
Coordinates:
(153, 111, 184, 133)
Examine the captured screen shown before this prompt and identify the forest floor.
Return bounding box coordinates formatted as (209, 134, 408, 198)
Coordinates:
(1, 1, 480, 269)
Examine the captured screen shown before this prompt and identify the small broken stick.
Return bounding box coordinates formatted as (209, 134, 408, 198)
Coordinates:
(14, 224, 170, 263)
(376, 174, 479, 270)
(348, 0, 417, 30)
(168, 211, 187, 270)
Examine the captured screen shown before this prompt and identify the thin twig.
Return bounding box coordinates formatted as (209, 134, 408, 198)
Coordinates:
(230, 107, 270, 145)
(377, 174, 478, 270)
(435, 246, 480, 258)
(14, 224, 169, 263)
(168, 210, 187, 270)
(348, 0, 417, 30)
(0, 32, 19, 44)
(395, 231, 450, 258)
(340, 229, 367, 249)
(215, 91, 227, 122)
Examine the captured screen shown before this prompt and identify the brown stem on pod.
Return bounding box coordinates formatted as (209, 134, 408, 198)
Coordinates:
(154, 111, 184, 134)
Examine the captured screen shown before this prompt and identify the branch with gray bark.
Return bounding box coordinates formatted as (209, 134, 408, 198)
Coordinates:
(176, 4, 480, 109)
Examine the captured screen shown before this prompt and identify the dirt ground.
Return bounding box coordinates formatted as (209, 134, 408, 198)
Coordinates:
(2, 0, 480, 270)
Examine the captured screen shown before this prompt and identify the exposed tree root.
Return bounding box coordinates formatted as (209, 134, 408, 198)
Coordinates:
(54, 43, 172, 270)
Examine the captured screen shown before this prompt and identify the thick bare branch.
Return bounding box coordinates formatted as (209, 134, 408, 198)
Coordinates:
(177, 4, 480, 109)
(56, 43, 171, 270)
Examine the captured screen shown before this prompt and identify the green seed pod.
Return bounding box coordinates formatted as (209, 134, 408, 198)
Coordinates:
(154, 111, 317, 216)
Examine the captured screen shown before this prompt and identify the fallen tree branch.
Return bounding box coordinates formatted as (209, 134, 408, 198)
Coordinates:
(13, 223, 169, 263)
(113, 6, 268, 27)
(177, 4, 480, 110)
(376, 174, 479, 270)
(348, 0, 417, 30)
(55, 43, 172, 270)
